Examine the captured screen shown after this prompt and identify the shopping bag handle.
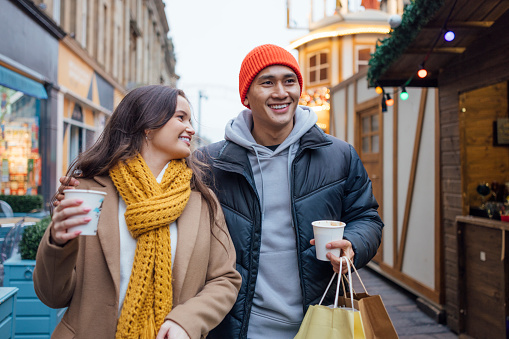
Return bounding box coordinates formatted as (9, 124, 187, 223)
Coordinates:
(344, 257, 368, 294)
(339, 257, 354, 309)
(318, 272, 338, 306)
(318, 256, 354, 309)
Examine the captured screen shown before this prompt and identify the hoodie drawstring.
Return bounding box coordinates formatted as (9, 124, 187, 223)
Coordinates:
(252, 147, 265, 222)
(288, 143, 296, 228)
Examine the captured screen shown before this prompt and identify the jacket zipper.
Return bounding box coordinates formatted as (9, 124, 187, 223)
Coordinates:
(215, 158, 262, 338)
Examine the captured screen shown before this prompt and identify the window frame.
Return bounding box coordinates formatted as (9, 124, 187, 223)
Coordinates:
(307, 49, 330, 86)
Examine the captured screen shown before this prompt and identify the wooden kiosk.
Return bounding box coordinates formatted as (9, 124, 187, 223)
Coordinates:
(367, 0, 509, 336)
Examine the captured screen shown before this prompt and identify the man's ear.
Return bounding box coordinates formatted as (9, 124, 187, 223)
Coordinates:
(243, 97, 249, 106)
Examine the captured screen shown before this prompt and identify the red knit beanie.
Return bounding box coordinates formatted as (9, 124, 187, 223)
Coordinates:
(239, 44, 303, 108)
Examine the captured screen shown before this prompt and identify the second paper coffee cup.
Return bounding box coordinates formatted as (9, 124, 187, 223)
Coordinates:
(312, 220, 346, 261)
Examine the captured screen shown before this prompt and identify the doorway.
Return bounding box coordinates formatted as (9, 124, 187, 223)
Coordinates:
(356, 101, 383, 262)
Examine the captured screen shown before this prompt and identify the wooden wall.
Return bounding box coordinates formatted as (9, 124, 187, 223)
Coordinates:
(459, 83, 509, 213)
(438, 9, 509, 333)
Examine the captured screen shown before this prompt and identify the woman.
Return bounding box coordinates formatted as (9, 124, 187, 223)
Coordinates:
(33, 85, 241, 339)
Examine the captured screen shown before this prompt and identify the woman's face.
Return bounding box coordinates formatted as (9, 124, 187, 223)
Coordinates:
(146, 95, 195, 161)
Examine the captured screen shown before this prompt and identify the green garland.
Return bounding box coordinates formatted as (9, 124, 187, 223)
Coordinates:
(367, 0, 444, 87)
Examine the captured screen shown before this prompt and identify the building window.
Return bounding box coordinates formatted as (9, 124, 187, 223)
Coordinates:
(360, 112, 379, 154)
(63, 103, 95, 171)
(356, 45, 375, 72)
(0, 86, 42, 195)
(308, 50, 329, 86)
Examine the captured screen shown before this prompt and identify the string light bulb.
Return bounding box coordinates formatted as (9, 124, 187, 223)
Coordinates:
(444, 30, 455, 42)
(417, 66, 427, 78)
(381, 96, 387, 112)
(375, 86, 383, 94)
(400, 87, 409, 100)
(385, 94, 394, 106)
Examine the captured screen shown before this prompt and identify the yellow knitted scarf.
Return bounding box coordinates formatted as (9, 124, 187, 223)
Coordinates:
(110, 154, 192, 339)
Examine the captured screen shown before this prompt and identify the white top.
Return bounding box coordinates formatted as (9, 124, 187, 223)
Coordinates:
(117, 163, 177, 314)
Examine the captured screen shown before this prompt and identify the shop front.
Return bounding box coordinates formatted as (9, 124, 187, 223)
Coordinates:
(56, 40, 117, 177)
(0, 0, 64, 207)
(368, 0, 509, 336)
(0, 69, 45, 196)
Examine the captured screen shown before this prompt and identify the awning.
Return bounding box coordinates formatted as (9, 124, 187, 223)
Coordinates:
(0, 65, 48, 99)
(367, 0, 509, 88)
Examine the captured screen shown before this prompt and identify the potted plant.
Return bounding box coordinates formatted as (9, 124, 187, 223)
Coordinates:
(3, 215, 66, 337)
(19, 215, 51, 260)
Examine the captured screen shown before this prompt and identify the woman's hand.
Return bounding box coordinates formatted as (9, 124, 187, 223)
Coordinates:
(53, 176, 80, 207)
(310, 238, 355, 274)
(50, 198, 91, 246)
(156, 320, 190, 339)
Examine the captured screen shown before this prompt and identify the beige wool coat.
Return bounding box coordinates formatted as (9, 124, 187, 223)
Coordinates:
(33, 176, 241, 339)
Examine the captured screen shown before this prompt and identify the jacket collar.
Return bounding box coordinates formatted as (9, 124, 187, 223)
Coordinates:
(171, 191, 201, 303)
(215, 125, 332, 169)
(89, 175, 121, 298)
(299, 125, 333, 150)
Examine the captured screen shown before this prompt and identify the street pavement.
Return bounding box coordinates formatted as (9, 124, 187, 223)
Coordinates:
(353, 267, 458, 339)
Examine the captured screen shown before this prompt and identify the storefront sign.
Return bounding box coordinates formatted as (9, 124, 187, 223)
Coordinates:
(58, 43, 99, 106)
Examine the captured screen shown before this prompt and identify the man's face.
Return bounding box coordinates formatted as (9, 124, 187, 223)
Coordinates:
(244, 65, 301, 143)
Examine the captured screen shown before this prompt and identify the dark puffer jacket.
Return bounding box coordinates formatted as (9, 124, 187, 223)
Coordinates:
(198, 125, 384, 339)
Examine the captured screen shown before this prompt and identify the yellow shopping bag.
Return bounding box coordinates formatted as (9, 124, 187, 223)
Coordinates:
(295, 257, 365, 339)
(294, 304, 365, 339)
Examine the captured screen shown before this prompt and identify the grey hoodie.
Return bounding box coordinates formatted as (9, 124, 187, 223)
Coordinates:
(225, 106, 318, 339)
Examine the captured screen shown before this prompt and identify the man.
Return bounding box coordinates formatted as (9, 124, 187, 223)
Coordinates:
(57, 44, 383, 338)
(198, 44, 384, 339)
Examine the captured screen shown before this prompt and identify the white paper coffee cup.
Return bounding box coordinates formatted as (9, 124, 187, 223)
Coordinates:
(63, 189, 107, 235)
(312, 220, 346, 261)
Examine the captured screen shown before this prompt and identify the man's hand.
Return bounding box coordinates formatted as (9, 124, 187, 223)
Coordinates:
(156, 320, 190, 339)
(53, 176, 80, 207)
(310, 238, 355, 274)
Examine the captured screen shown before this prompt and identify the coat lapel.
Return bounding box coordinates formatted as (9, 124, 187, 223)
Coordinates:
(91, 176, 121, 298)
(172, 191, 201, 303)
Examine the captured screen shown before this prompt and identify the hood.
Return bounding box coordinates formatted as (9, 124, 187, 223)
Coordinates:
(224, 105, 318, 155)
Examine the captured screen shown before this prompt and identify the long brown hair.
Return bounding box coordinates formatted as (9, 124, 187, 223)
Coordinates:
(57, 85, 221, 233)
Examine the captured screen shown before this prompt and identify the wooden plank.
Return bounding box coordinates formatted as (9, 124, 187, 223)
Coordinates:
(329, 89, 336, 136)
(441, 151, 460, 165)
(457, 216, 509, 232)
(379, 261, 440, 304)
(441, 122, 460, 138)
(354, 96, 380, 113)
(458, 221, 507, 338)
(345, 84, 349, 142)
(457, 221, 467, 332)
(441, 136, 460, 152)
(424, 21, 495, 28)
(378, 93, 384, 262)
(442, 179, 461, 195)
(442, 165, 461, 180)
(396, 88, 428, 271)
(434, 88, 443, 304)
(405, 47, 466, 54)
(393, 88, 398, 268)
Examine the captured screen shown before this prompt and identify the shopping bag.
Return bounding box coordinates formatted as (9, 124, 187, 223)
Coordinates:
(344, 258, 399, 339)
(294, 258, 365, 339)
